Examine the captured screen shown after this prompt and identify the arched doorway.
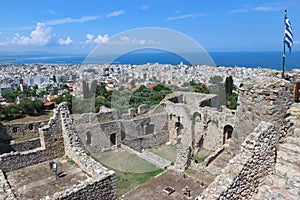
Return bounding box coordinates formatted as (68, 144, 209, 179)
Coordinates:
(175, 122, 183, 135)
(223, 125, 233, 144)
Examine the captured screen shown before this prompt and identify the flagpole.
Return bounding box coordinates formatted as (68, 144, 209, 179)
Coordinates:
(282, 10, 287, 78)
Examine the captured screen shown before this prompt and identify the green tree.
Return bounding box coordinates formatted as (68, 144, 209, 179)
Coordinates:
(3, 104, 22, 119)
(19, 98, 44, 115)
(225, 76, 234, 96)
(224, 76, 238, 110)
(52, 87, 59, 95)
(2, 91, 18, 102)
(60, 84, 70, 91)
(96, 83, 107, 97)
(153, 84, 171, 92)
(19, 99, 35, 115)
(32, 99, 44, 114)
(95, 96, 111, 111)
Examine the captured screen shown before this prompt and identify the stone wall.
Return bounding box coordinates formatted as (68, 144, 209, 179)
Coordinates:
(0, 138, 41, 154)
(0, 103, 117, 199)
(75, 107, 121, 125)
(76, 108, 168, 153)
(47, 173, 116, 200)
(59, 103, 117, 199)
(123, 130, 169, 152)
(0, 169, 17, 200)
(0, 120, 48, 142)
(203, 146, 225, 167)
(10, 138, 41, 152)
(164, 92, 235, 150)
(78, 121, 121, 153)
(175, 143, 192, 171)
(196, 122, 277, 200)
(0, 107, 65, 172)
(228, 77, 293, 156)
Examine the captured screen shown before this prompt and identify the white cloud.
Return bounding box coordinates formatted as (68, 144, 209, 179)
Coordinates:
(5, 26, 34, 31)
(294, 40, 300, 45)
(46, 15, 101, 25)
(85, 33, 95, 44)
(48, 9, 56, 15)
(141, 5, 150, 11)
(139, 39, 146, 45)
(120, 36, 130, 43)
(94, 34, 109, 44)
(12, 23, 53, 45)
(166, 13, 205, 21)
(106, 10, 124, 18)
(229, 4, 282, 14)
(84, 33, 109, 44)
(59, 36, 72, 45)
(118, 36, 153, 45)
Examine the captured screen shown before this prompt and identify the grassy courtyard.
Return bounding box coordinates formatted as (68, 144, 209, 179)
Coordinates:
(147, 143, 177, 163)
(93, 148, 163, 198)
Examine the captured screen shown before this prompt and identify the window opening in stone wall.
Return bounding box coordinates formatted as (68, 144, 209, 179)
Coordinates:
(86, 131, 91, 145)
(110, 133, 116, 146)
(13, 127, 18, 133)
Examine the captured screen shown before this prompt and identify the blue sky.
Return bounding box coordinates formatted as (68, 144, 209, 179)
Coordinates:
(0, 0, 299, 54)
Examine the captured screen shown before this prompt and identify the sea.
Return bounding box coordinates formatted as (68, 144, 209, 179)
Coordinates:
(0, 51, 299, 71)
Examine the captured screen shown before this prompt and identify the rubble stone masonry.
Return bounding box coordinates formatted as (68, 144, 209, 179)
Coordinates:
(196, 122, 277, 200)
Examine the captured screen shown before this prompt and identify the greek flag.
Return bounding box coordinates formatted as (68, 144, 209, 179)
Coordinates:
(285, 15, 293, 52)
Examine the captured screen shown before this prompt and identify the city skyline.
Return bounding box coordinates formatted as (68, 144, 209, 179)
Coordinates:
(0, 0, 299, 54)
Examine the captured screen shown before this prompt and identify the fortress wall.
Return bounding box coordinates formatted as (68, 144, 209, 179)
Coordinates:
(0, 120, 48, 142)
(0, 148, 48, 172)
(122, 130, 169, 152)
(59, 103, 117, 199)
(0, 107, 65, 172)
(196, 122, 277, 200)
(229, 77, 293, 156)
(0, 103, 117, 199)
(0, 138, 41, 154)
(50, 173, 116, 200)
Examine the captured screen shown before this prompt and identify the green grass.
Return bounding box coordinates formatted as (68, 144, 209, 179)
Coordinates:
(94, 149, 160, 173)
(195, 148, 212, 163)
(21, 177, 28, 185)
(93, 148, 164, 198)
(2, 111, 53, 124)
(196, 155, 208, 163)
(67, 159, 75, 165)
(147, 144, 177, 163)
(116, 168, 163, 198)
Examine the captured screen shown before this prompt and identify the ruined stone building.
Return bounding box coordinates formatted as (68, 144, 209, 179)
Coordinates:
(1, 71, 299, 199)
